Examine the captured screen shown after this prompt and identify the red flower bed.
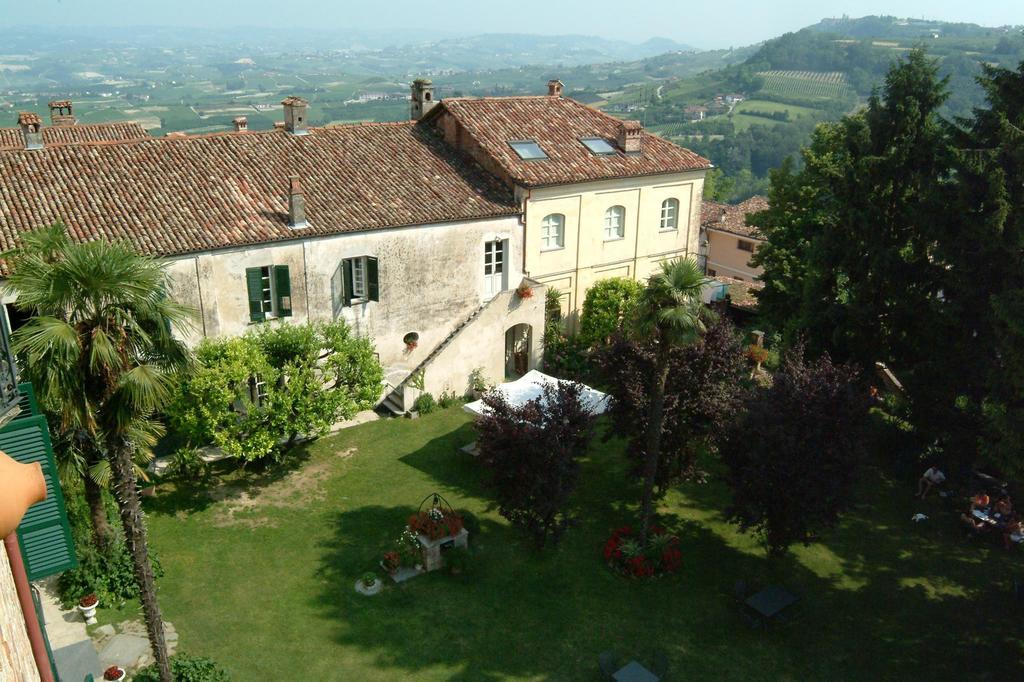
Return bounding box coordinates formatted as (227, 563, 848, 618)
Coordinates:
(79, 593, 98, 608)
(408, 508, 464, 540)
(382, 551, 400, 574)
(603, 525, 682, 578)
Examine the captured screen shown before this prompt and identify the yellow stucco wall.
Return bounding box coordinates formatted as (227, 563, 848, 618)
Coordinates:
(521, 170, 705, 324)
(706, 229, 764, 281)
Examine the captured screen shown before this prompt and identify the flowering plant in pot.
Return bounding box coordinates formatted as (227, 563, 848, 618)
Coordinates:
(103, 665, 126, 681)
(603, 526, 682, 578)
(408, 506, 464, 541)
(382, 551, 401, 574)
(398, 528, 423, 568)
(361, 572, 378, 588)
(515, 283, 534, 299)
(78, 593, 99, 623)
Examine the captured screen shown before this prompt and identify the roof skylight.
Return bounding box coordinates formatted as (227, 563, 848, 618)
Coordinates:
(509, 140, 547, 160)
(580, 137, 617, 155)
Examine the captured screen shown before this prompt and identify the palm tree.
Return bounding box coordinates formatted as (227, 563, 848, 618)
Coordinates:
(630, 258, 712, 540)
(4, 224, 192, 682)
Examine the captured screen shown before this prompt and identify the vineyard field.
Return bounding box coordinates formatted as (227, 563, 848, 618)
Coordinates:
(756, 70, 854, 102)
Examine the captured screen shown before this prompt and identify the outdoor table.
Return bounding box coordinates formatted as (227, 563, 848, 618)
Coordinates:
(972, 509, 998, 525)
(745, 585, 799, 620)
(612, 660, 660, 682)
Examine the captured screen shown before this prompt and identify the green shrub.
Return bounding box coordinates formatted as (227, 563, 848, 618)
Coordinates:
(57, 541, 164, 609)
(437, 390, 462, 409)
(167, 446, 208, 481)
(168, 320, 383, 463)
(578, 278, 643, 349)
(413, 392, 436, 414)
(134, 653, 230, 682)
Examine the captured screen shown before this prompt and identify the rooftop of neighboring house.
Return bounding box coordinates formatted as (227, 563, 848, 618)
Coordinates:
(0, 121, 150, 150)
(0, 115, 516, 261)
(712, 275, 762, 310)
(701, 196, 769, 239)
(427, 94, 711, 188)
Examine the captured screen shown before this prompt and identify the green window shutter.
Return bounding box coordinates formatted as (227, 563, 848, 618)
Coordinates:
(245, 267, 266, 323)
(2, 414, 77, 581)
(367, 257, 380, 302)
(274, 265, 292, 317)
(341, 258, 353, 307)
(15, 382, 39, 418)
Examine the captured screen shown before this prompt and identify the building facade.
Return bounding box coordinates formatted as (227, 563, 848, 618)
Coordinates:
(700, 196, 768, 281)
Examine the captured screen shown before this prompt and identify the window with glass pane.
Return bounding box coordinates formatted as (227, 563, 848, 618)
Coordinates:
(660, 198, 679, 230)
(580, 137, 616, 155)
(604, 205, 625, 240)
(352, 257, 367, 298)
(541, 213, 565, 250)
(509, 140, 547, 160)
(259, 266, 273, 313)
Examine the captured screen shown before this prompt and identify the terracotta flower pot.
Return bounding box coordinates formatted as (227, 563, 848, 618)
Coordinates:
(0, 451, 46, 536)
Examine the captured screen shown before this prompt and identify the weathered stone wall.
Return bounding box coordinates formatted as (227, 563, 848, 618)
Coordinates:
(164, 215, 526, 393)
(0, 545, 38, 682)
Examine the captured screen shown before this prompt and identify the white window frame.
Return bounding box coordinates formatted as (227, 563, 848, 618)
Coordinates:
(659, 198, 679, 231)
(351, 257, 367, 301)
(604, 205, 625, 241)
(259, 265, 276, 316)
(540, 213, 565, 251)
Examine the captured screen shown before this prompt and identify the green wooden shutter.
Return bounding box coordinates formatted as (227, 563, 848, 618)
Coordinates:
(341, 259, 353, 307)
(15, 382, 38, 418)
(3, 414, 77, 581)
(274, 265, 292, 317)
(245, 267, 265, 323)
(367, 257, 379, 302)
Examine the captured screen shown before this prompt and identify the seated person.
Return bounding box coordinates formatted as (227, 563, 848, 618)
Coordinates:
(962, 493, 992, 535)
(1000, 513, 1021, 550)
(994, 496, 1013, 519)
(917, 466, 946, 498)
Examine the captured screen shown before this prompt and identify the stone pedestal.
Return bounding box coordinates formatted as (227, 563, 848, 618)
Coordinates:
(417, 528, 468, 572)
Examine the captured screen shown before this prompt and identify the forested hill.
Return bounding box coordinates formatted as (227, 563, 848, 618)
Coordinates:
(607, 16, 1024, 201)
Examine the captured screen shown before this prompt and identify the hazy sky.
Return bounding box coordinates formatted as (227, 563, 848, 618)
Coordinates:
(6, 1, 1024, 48)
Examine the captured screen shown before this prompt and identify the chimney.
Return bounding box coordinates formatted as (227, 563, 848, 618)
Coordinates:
(281, 96, 309, 135)
(547, 79, 564, 97)
(617, 119, 643, 154)
(48, 99, 75, 127)
(18, 112, 42, 150)
(288, 175, 308, 229)
(410, 78, 436, 121)
(233, 116, 248, 132)
(273, 121, 286, 130)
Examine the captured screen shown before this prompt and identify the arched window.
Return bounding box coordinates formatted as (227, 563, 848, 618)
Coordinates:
(540, 213, 565, 250)
(604, 205, 625, 240)
(659, 198, 679, 231)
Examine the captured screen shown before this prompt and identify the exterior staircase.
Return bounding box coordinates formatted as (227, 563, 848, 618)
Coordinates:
(379, 302, 490, 416)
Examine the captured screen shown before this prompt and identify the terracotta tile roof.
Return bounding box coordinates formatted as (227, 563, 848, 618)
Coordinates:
(0, 123, 517, 262)
(713, 275, 762, 310)
(701, 196, 769, 239)
(431, 96, 711, 187)
(0, 121, 150, 150)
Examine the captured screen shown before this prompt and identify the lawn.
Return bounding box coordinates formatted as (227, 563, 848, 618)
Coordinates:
(140, 407, 1023, 680)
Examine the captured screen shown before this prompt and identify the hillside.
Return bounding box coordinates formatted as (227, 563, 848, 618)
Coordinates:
(602, 16, 1024, 200)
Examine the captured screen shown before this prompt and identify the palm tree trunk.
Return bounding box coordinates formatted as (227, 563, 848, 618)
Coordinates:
(82, 473, 111, 549)
(108, 437, 172, 682)
(640, 353, 671, 543)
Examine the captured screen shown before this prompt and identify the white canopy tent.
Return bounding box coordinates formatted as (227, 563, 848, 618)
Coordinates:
(463, 370, 610, 418)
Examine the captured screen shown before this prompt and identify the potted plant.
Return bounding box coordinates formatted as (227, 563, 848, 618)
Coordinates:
(355, 571, 382, 595)
(515, 283, 533, 299)
(78, 593, 99, 624)
(382, 551, 400, 575)
(403, 332, 419, 352)
(103, 666, 126, 681)
(398, 528, 423, 570)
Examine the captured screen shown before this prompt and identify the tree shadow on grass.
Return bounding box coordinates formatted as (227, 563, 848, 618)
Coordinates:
(675, 467, 1024, 678)
(143, 442, 315, 517)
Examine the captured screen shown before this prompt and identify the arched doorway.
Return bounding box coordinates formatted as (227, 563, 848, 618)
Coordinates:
(504, 324, 532, 380)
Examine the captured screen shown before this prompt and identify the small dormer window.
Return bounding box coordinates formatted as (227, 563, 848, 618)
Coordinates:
(580, 137, 616, 155)
(509, 140, 547, 160)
